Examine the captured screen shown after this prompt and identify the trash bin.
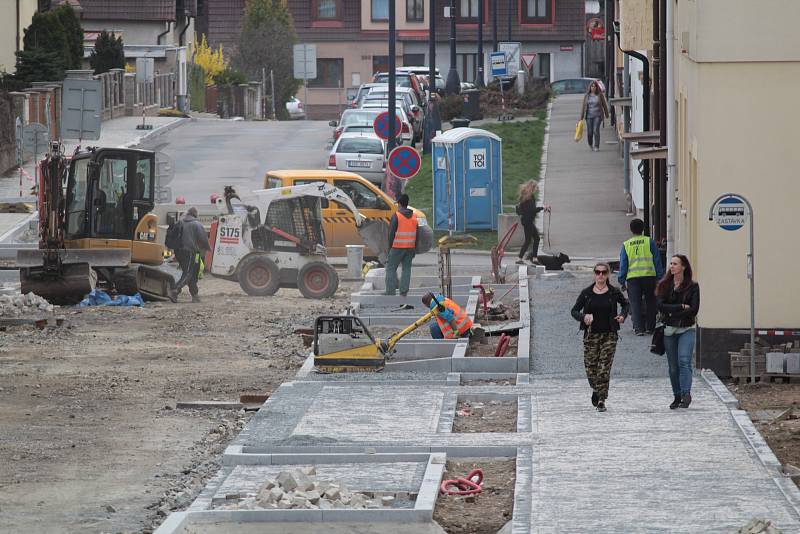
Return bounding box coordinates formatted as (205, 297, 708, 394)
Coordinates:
(461, 89, 483, 121)
(345, 244, 365, 279)
(450, 117, 470, 128)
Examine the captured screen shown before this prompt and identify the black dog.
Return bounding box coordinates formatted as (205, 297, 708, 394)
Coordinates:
(536, 252, 571, 271)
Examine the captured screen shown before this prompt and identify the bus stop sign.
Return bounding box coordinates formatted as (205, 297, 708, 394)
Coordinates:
(711, 195, 748, 231)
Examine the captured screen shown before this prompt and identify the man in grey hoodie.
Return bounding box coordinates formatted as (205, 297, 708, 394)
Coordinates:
(173, 207, 211, 303)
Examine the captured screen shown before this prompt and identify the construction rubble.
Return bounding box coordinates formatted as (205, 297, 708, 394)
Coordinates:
(0, 292, 55, 316)
(216, 466, 401, 511)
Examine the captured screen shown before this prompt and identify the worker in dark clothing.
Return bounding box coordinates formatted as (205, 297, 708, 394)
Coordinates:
(618, 218, 664, 335)
(385, 194, 417, 297)
(173, 207, 210, 303)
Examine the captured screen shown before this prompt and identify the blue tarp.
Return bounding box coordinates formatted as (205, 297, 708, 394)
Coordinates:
(78, 289, 144, 307)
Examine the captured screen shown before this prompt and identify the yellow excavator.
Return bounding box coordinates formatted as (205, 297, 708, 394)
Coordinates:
(17, 143, 177, 304)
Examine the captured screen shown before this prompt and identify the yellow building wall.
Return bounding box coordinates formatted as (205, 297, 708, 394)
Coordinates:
(0, 0, 38, 73)
(674, 7, 800, 329)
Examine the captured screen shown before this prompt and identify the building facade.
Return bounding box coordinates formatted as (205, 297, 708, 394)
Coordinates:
(672, 0, 800, 373)
(0, 0, 40, 73)
(200, 0, 586, 118)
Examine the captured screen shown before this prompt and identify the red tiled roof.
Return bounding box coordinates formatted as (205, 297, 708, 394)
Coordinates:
(79, 0, 176, 22)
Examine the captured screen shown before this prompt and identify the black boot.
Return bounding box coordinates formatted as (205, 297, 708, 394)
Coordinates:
(591, 391, 599, 407)
(669, 395, 681, 410)
(679, 393, 692, 409)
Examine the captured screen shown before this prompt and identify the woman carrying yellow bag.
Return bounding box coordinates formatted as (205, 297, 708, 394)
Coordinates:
(574, 119, 585, 142)
(579, 81, 609, 151)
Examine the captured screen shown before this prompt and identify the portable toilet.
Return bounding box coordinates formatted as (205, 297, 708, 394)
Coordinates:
(431, 128, 502, 232)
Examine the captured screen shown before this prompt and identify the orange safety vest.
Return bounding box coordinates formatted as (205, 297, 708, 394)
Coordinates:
(392, 211, 418, 249)
(435, 298, 473, 339)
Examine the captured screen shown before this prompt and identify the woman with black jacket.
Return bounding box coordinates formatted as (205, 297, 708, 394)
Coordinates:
(656, 254, 700, 409)
(571, 262, 629, 412)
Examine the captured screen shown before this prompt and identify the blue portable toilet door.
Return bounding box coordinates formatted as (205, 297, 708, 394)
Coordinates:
(462, 137, 494, 230)
(432, 143, 454, 231)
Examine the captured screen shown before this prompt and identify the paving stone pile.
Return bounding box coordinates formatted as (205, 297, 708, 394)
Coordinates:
(217, 466, 401, 511)
(0, 292, 55, 316)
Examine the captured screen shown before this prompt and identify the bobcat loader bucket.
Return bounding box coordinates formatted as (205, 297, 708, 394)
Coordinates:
(18, 248, 131, 305)
(357, 219, 390, 265)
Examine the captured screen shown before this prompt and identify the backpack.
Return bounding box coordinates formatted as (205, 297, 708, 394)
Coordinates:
(165, 220, 184, 251)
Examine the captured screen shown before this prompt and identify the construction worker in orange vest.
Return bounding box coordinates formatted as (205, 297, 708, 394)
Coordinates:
(384, 194, 417, 297)
(422, 292, 474, 339)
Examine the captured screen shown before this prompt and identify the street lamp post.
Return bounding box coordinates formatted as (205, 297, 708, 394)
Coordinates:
(388, 0, 397, 154)
(445, 0, 461, 94)
(477, 0, 485, 87)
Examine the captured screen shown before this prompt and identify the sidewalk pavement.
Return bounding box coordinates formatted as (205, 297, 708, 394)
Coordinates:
(540, 94, 630, 261)
(0, 115, 187, 199)
(529, 271, 800, 532)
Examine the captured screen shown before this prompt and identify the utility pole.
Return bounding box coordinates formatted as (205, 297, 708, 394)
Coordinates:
(388, 0, 397, 154)
(445, 0, 461, 94)
(492, 0, 498, 51)
(429, 0, 436, 92)
(477, 0, 485, 87)
(652, 0, 661, 240)
(507, 0, 512, 41)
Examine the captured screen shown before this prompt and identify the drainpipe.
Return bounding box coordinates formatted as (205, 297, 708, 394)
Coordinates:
(16, 0, 21, 55)
(614, 25, 651, 234)
(178, 16, 192, 46)
(157, 22, 172, 45)
(623, 53, 631, 197)
(651, 0, 661, 240)
(666, 0, 676, 258)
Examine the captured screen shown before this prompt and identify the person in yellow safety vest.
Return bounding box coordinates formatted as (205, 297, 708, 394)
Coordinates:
(618, 218, 664, 336)
(384, 194, 417, 297)
(422, 292, 474, 339)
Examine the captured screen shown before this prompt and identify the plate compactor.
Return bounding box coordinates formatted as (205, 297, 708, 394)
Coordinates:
(313, 310, 437, 373)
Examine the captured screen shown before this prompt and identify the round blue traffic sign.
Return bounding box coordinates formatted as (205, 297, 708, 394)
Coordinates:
(712, 195, 748, 231)
(373, 111, 402, 141)
(387, 146, 421, 180)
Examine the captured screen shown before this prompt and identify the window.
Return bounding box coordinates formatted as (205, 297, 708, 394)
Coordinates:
(535, 53, 550, 81)
(406, 0, 424, 21)
(372, 55, 389, 75)
(308, 58, 344, 88)
(316, 0, 338, 19)
(523, 0, 552, 23)
(457, 53, 477, 82)
(403, 53, 425, 66)
(337, 138, 384, 155)
(66, 158, 89, 237)
(458, 0, 479, 20)
(334, 180, 389, 210)
(372, 0, 388, 21)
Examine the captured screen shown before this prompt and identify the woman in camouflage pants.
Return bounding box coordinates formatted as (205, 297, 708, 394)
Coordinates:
(571, 262, 630, 412)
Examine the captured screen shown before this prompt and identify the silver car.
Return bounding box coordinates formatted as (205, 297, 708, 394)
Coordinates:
(328, 132, 387, 185)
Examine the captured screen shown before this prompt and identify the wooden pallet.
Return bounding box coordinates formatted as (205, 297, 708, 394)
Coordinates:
(760, 373, 800, 384)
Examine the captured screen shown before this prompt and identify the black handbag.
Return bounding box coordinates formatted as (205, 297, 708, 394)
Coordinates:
(650, 325, 666, 355)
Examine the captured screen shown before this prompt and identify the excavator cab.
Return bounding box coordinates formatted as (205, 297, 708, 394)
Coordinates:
(19, 146, 176, 304)
(65, 149, 157, 251)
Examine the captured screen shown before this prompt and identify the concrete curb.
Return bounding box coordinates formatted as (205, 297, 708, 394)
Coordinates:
(536, 100, 553, 237)
(122, 117, 190, 149)
(701, 370, 800, 519)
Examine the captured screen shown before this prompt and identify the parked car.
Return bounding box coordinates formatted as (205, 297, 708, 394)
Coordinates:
(340, 124, 376, 136)
(549, 78, 605, 95)
(327, 132, 387, 185)
(285, 96, 305, 119)
(361, 95, 422, 143)
(350, 82, 386, 108)
(263, 170, 427, 259)
(330, 109, 384, 141)
(372, 72, 425, 104)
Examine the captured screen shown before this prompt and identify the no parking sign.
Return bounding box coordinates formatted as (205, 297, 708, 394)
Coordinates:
(387, 146, 421, 180)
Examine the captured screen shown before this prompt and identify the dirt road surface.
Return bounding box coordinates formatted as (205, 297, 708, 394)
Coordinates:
(0, 278, 353, 533)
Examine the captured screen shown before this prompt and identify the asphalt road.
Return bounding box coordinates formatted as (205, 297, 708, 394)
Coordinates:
(138, 118, 333, 204)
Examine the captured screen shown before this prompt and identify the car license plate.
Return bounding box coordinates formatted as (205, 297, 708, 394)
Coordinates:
(347, 160, 371, 168)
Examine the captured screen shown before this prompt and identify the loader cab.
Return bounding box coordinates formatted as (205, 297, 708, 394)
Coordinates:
(65, 148, 156, 241)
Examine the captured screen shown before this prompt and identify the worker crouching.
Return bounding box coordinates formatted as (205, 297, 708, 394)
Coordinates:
(422, 292, 473, 339)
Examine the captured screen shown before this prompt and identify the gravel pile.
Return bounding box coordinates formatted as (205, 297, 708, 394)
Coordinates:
(218, 467, 394, 510)
(0, 292, 55, 316)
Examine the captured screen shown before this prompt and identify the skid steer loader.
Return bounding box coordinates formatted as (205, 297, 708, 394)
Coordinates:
(209, 183, 388, 298)
(18, 143, 178, 304)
